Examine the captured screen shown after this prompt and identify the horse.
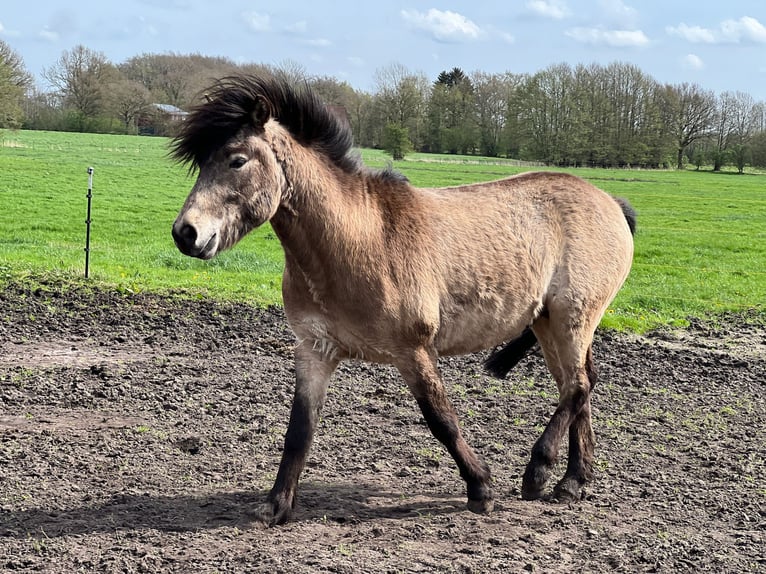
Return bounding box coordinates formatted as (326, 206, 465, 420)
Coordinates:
(170, 74, 636, 526)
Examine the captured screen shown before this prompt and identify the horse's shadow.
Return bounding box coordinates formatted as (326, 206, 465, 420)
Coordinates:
(2, 482, 471, 538)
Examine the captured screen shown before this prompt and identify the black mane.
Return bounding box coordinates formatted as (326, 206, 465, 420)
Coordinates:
(170, 74, 361, 173)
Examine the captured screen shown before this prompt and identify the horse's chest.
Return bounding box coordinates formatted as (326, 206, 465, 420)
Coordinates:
(290, 314, 396, 363)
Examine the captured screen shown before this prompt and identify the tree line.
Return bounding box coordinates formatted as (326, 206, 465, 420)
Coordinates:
(2, 40, 766, 171)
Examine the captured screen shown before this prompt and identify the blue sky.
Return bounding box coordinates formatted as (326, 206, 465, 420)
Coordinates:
(2, 0, 765, 99)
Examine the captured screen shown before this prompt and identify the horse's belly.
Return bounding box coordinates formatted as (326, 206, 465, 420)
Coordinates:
(435, 303, 537, 356)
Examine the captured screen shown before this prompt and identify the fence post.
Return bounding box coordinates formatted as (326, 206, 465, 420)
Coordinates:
(85, 167, 93, 278)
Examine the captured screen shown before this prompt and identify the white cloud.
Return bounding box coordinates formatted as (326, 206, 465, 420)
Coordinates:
(720, 16, 766, 43)
(667, 16, 766, 44)
(0, 20, 20, 38)
(347, 56, 364, 67)
(244, 11, 270, 33)
(566, 27, 649, 47)
(526, 0, 570, 20)
(682, 54, 704, 70)
(600, 0, 638, 28)
(666, 23, 716, 43)
(500, 32, 515, 44)
(401, 9, 482, 42)
(38, 27, 59, 42)
(304, 38, 331, 47)
(284, 20, 307, 35)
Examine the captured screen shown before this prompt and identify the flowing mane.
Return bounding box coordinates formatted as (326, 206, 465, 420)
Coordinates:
(170, 74, 361, 174)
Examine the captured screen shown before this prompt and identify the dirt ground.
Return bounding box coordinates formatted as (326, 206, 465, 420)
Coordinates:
(1, 279, 764, 573)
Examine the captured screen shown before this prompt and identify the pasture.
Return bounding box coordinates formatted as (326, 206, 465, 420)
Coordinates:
(1, 130, 764, 572)
(1, 129, 764, 331)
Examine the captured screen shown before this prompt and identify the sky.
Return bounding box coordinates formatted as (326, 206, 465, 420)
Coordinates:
(2, 0, 766, 100)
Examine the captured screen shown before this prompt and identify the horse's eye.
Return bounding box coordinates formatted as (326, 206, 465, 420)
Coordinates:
(229, 156, 247, 169)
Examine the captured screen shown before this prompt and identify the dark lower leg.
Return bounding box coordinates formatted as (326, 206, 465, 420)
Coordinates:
(254, 346, 336, 526)
(554, 350, 597, 500)
(261, 392, 321, 524)
(416, 397, 493, 512)
(521, 403, 573, 500)
(401, 348, 493, 513)
(552, 403, 594, 501)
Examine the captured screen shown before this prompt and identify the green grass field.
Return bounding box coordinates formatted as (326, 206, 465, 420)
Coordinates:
(1, 130, 764, 332)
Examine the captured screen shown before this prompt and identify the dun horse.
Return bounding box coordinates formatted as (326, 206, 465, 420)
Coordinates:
(171, 75, 636, 526)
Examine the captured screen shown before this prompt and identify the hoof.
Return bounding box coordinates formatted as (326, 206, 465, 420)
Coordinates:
(248, 500, 293, 527)
(521, 463, 550, 501)
(552, 478, 584, 503)
(467, 497, 494, 514)
(520, 485, 544, 501)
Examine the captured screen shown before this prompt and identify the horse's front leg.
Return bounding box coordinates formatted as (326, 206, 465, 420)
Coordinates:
(396, 346, 493, 514)
(254, 341, 338, 526)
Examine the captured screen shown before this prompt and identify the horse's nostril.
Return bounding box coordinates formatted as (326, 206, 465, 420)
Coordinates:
(172, 222, 197, 248)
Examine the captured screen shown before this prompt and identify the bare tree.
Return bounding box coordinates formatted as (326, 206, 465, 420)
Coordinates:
(107, 77, 151, 133)
(472, 71, 521, 157)
(0, 40, 32, 89)
(0, 40, 33, 127)
(43, 45, 114, 129)
(121, 52, 237, 108)
(373, 63, 429, 150)
(710, 92, 739, 171)
(663, 83, 716, 170)
(346, 89, 376, 148)
(724, 91, 761, 173)
(271, 59, 309, 86)
(516, 63, 577, 165)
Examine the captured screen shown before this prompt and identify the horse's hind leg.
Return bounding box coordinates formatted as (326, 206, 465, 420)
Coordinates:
(522, 316, 597, 501)
(396, 346, 493, 514)
(553, 347, 597, 501)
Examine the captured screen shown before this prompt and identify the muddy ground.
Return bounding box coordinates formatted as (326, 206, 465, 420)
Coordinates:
(0, 279, 764, 573)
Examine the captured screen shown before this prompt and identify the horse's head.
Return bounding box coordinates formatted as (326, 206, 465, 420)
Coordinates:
(170, 74, 358, 260)
(171, 85, 285, 260)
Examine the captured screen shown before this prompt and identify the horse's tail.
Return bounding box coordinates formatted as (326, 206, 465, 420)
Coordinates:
(484, 327, 538, 379)
(614, 197, 637, 236)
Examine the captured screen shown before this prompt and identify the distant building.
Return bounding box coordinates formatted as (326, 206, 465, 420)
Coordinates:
(138, 104, 189, 136)
(151, 104, 189, 122)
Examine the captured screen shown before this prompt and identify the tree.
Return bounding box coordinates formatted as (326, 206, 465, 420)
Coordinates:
(383, 123, 412, 160)
(426, 67, 477, 154)
(472, 71, 520, 157)
(516, 63, 576, 164)
(749, 131, 766, 168)
(0, 40, 33, 128)
(710, 91, 739, 171)
(727, 92, 761, 173)
(345, 89, 376, 148)
(662, 83, 716, 170)
(107, 77, 151, 133)
(120, 52, 237, 108)
(43, 45, 114, 130)
(271, 59, 309, 86)
(373, 63, 428, 150)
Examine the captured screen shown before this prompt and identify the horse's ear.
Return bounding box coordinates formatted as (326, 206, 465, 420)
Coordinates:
(252, 97, 271, 128)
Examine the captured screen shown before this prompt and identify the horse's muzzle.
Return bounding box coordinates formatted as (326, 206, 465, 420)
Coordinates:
(172, 221, 218, 259)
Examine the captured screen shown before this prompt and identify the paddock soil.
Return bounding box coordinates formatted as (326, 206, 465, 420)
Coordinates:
(1, 280, 764, 573)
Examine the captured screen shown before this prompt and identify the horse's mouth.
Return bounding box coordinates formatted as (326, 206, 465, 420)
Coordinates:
(174, 231, 219, 259)
(196, 233, 219, 259)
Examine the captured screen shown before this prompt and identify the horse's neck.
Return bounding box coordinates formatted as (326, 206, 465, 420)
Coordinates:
(270, 154, 378, 284)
